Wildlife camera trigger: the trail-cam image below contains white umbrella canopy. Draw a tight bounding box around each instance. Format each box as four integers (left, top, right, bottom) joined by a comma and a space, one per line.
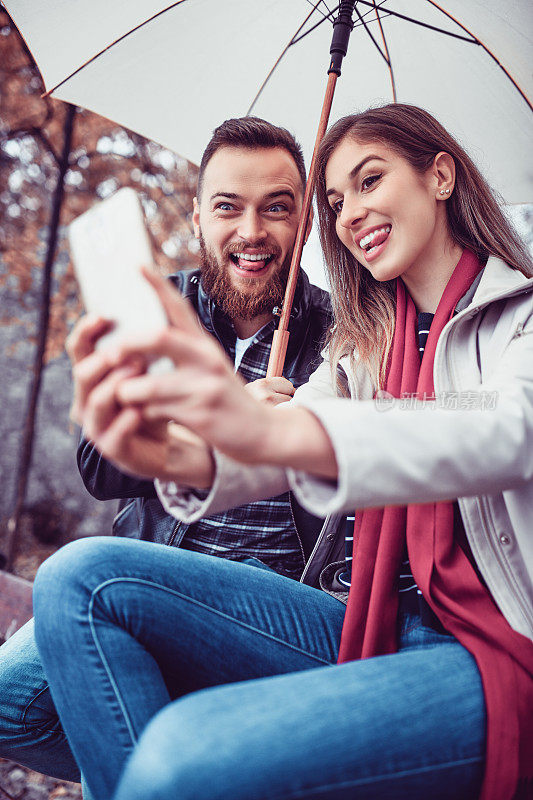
5, 0, 533, 203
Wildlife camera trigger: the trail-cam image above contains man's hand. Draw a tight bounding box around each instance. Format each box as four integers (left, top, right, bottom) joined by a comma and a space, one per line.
245, 377, 295, 406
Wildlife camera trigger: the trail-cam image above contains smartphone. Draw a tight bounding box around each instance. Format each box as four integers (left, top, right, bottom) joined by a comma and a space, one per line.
68, 187, 171, 372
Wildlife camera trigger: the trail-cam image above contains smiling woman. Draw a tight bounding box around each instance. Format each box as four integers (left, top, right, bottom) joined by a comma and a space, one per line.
316, 104, 532, 392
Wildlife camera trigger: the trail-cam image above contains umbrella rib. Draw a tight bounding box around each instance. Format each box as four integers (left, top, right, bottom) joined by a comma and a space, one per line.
304, 0, 334, 20
422, 0, 532, 112
41, 0, 190, 97
291, 4, 339, 47
372, 1, 397, 101
354, 5, 390, 66
352, 1, 395, 35
356, 1, 476, 44
290, 2, 391, 49
246, 1, 338, 115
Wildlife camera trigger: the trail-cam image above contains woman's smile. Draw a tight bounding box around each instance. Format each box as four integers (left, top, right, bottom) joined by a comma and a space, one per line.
355, 224, 392, 262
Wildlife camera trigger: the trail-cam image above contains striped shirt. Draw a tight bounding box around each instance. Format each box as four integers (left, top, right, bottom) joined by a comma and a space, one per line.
398, 312, 434, 598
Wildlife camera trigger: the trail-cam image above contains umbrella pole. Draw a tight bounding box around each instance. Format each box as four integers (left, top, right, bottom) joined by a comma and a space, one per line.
267, 1, 356, 378
267, 71, 337, 378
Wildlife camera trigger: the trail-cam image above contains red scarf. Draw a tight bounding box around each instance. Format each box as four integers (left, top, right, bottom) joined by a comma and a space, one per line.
337, 250, 533, 800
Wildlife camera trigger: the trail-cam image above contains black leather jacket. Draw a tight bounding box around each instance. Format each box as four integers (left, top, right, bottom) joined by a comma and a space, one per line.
77, 268, 332, 562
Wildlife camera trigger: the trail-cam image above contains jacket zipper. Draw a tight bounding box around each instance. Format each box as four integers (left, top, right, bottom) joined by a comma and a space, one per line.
113, 499, 136, 527
299, 513, 342, 585
168, 520, 183, 547
287, 497, 306, 572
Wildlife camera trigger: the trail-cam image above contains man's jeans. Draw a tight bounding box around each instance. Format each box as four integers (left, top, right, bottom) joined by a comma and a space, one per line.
0, 618, 80, 781
0, 619, 96, 799
28, 537, 486, 800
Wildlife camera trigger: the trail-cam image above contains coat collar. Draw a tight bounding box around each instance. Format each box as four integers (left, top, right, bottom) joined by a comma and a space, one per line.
471, 256, 533, 308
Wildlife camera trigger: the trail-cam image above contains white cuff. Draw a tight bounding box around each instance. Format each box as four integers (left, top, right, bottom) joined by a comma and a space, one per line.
155, 449, 291, 522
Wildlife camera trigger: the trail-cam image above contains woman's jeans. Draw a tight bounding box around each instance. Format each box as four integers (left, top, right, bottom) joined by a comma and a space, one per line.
30, 537, 486, 800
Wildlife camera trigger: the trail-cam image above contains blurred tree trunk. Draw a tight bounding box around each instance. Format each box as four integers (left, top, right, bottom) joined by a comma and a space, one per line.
3, 104, 76, 572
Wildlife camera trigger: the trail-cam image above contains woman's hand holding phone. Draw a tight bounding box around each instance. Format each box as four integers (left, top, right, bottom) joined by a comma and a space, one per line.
66, 302, 215, 487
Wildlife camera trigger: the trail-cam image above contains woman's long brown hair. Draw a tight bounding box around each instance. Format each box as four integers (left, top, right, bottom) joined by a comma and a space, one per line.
315, 104, 533, 393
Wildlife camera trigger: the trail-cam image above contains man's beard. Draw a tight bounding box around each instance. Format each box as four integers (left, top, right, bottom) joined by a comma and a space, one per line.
199, 236, 292, 322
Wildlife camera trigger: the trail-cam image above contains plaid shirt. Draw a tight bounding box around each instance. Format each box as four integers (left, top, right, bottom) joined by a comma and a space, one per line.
177, 309, 305, 580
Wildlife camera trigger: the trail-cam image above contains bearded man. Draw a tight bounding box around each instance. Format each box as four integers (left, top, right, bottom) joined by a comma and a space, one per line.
0, 117, 331, 789
78, 116, 331, 579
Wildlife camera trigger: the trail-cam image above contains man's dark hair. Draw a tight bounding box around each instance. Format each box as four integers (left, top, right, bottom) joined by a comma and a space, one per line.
197, 117, 307, 198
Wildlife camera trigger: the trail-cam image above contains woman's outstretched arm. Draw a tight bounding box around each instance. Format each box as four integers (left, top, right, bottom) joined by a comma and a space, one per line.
95, 268, 339, 481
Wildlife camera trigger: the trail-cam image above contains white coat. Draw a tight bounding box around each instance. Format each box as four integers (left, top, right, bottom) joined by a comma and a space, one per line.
159, 257, 533, 640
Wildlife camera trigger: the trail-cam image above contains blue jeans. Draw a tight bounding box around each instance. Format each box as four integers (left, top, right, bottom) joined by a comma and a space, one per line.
32, 537, 485, 800
0, 619, 96, 799
0, 618, 80, 780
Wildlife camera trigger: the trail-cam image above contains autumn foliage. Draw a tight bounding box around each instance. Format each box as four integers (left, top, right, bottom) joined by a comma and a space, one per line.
0, 8, 200, 362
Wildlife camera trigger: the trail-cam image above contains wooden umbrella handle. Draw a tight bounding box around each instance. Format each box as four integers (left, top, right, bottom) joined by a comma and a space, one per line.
266, 70, 337, 378
266, 329, 290, 378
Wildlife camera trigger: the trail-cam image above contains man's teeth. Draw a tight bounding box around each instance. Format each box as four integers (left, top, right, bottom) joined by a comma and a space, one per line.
359, 226, 391, 251
234, 252, 271, 262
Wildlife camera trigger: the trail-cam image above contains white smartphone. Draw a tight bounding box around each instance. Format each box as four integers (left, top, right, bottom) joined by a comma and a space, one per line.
68, 187, 171, 372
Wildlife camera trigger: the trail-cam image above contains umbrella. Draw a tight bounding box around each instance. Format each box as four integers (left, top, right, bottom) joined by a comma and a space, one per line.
5, 0, 533, 371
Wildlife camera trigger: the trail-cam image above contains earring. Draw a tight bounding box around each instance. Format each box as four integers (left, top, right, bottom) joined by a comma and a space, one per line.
439, 188, 451, 196
439, 190, 445, 195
